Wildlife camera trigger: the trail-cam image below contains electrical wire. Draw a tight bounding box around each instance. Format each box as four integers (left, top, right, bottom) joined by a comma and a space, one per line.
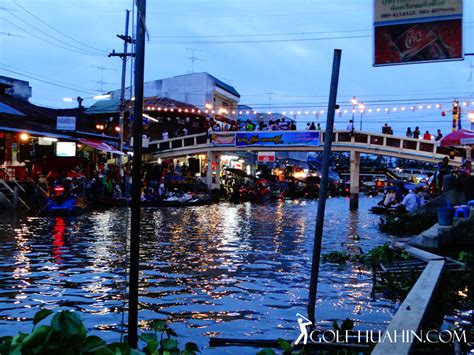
0, 62, 99, 93
151, 28, 371, 39
12, 0, 106, 54
0, 14, 104, 56
0, 67, 98, 95
149, 34, 371, 45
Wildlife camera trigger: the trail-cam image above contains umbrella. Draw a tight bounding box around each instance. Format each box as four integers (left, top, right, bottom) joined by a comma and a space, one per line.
439, 129, 474, 147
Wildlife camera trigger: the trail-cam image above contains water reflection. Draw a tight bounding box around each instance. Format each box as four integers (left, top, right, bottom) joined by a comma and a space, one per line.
0, 197, 398, 351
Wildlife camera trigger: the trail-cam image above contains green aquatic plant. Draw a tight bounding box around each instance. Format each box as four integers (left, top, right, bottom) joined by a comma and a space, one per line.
362, 243, 410, 266
0, 309, 199, 355
322, 251, 351, 265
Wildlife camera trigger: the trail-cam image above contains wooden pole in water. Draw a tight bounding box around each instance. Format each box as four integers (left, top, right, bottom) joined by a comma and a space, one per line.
307, 49, 341, 324
128, 0, 146, 348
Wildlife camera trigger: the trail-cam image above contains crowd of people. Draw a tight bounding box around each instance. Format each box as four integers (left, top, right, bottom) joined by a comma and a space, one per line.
404, 126, 443, 141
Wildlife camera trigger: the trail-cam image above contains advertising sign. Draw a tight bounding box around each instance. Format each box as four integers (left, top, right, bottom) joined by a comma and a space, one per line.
236, 132, 320, 147
374, 0, 462, 23
56, 116, 76, 131
257, 151, 276, 163
56, 142, 76, 157
373, 0, 463, 66
211, 133, 235, 145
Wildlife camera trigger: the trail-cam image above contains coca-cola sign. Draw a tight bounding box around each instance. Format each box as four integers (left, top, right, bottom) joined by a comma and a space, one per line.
373, 0, 463, 66
374, 19, 462, 65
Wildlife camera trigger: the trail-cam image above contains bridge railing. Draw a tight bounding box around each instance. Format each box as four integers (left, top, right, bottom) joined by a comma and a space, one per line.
148, 130, 453, 158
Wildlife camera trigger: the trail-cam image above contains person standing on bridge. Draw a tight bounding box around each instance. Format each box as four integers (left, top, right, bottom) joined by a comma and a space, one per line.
423, 130, 432, 140
347, 119, 355, 135
435, 129, 443, 141
406, 127, 413, 138
413, 126, 421, 139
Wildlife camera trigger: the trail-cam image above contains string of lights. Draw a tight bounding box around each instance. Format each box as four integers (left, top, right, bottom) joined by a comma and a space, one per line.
139, 98, 474, 117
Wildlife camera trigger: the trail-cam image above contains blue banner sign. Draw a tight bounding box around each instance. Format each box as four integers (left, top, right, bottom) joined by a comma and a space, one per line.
235, 131, 320, 147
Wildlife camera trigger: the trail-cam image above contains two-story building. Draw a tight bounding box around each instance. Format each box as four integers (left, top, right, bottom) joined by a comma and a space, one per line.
108, 72, 240, 122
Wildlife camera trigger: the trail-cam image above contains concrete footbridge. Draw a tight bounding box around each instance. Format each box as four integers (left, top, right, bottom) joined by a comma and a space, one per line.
147, 130, 461, 208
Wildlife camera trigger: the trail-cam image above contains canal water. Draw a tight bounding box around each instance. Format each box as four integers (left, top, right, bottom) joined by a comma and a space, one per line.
0, 197, 398, 352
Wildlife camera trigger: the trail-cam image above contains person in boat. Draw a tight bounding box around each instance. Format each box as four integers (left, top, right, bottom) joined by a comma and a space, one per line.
401, 190, 419, 212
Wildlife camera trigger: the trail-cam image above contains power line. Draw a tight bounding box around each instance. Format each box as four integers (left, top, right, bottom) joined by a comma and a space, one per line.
12, 0, 106, 54
148, 8, 365, 18
1, 17, 104, 57
0, 31, 23, 37
149, 34, 371, 45
0, 67, 97, 95
151, 28, 370, 39
0, 62, 98, 92
0, 12, 104, 56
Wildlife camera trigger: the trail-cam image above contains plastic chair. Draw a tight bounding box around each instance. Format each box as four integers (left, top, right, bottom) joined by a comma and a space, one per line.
468, 200, 474, 207
454, 205, 469, 218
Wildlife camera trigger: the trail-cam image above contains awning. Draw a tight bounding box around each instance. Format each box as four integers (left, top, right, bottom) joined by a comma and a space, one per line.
78, 138, 125, 155
440, 129, 474, 147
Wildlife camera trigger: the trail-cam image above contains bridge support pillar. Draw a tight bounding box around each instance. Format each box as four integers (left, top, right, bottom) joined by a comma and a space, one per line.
206, 152, 221, 193
349, 150, 360, 210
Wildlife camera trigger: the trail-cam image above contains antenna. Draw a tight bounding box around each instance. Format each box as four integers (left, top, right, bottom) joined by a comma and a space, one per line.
185, 48, 204, 73
265, 92, 275, 116
90, 65, 118, 92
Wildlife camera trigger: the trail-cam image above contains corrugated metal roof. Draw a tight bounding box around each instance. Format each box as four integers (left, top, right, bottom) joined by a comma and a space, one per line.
86, 99, 122, 114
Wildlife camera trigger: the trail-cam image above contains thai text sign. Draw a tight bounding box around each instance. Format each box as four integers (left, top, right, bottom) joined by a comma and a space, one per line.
374, 0, 462, 23
235, 132, 320, 147
373, 0, 463, 66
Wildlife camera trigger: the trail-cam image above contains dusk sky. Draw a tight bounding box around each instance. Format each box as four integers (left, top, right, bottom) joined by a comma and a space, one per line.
1, 0, 473, 135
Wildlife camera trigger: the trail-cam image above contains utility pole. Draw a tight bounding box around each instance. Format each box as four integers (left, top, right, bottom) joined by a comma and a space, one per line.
128, 0, 146, 348
307, 49, 342, 325
109, 10, 135, 167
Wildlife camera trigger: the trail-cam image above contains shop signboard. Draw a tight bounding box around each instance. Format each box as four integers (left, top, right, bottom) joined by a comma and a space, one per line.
373, 0, 463, 66
257, 151, 276, 163
56, 116, 76, 131
236, 131, 320, 147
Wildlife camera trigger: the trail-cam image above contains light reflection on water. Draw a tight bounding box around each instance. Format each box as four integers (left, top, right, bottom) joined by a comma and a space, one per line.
0, 197, 398, 352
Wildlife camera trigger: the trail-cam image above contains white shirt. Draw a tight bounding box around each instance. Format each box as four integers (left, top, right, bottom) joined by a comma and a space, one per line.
402, 192, 419, 212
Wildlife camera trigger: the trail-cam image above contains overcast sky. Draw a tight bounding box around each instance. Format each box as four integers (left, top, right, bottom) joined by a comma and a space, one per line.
1, 0, 473, 135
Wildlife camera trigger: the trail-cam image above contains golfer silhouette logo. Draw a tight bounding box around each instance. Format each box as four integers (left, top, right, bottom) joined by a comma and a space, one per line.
294, 313, 312, 345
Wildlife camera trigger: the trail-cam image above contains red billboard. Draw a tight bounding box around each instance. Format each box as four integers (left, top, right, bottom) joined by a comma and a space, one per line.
374, 19, 463, 65
373, 0, 463, 66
